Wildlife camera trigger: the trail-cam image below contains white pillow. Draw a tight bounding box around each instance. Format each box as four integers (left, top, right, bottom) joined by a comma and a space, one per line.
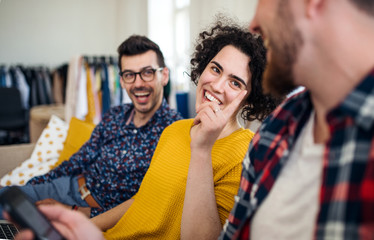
0, 115, 68, 186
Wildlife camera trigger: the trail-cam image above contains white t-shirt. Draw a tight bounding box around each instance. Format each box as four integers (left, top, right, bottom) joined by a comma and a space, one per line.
251, 111, 324, 240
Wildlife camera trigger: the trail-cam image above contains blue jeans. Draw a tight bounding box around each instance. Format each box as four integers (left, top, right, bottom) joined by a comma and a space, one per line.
0, 176, 90, 219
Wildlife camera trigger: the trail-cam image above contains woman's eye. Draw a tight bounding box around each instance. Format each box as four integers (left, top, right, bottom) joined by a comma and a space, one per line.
230, 80, 242, 89
211, 66, 220, 74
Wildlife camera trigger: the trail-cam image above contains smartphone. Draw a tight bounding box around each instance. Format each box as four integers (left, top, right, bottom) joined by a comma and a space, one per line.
0, 186, 65, 240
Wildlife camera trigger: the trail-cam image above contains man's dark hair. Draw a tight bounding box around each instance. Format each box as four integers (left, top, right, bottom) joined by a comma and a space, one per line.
190, 19, 283, 122
117, 35, 166, 70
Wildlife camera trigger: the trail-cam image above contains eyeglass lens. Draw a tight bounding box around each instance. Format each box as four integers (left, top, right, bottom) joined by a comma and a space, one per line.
121, 68, 162, 83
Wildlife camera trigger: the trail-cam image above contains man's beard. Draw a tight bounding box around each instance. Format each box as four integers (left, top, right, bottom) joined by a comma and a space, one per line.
262, 0, 303, 98
262, 46, 298, 98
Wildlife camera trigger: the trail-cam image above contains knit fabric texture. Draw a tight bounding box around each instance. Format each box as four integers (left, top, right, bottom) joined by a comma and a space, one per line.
104, 119, 254, 239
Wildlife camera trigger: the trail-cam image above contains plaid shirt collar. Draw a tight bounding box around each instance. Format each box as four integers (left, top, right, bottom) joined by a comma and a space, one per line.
220, 68, 374, 240
329, 70, 374, 131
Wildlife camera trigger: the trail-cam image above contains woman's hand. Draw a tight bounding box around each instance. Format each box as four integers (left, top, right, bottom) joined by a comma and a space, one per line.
190, 90, 247, 150
182, 90, 246, 240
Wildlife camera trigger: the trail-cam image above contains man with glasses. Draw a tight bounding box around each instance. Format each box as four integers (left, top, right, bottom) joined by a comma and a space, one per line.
0, 35, 182, 219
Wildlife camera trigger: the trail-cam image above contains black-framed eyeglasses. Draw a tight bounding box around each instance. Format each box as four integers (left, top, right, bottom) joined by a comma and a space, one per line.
119, 67, 164, 83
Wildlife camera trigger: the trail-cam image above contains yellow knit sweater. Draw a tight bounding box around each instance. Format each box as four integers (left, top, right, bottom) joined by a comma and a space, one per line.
104, 119, 254, 239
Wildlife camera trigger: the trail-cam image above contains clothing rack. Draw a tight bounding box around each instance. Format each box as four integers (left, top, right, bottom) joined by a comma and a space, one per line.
1, 54, 126, 122
83, 55, 117, 67
64, 55, 129, 125
0, 65, 56, 109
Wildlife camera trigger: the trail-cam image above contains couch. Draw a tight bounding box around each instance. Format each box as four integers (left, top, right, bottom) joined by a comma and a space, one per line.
0, 115, 96, 185
0, 143, 35, 178
0, 119, 261, 180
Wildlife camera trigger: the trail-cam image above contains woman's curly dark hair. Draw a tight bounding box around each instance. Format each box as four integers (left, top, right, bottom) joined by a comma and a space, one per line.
190, 19, 282, 122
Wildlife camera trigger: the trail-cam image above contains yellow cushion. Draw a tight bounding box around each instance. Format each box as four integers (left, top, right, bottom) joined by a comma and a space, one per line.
53, 117, 95, 168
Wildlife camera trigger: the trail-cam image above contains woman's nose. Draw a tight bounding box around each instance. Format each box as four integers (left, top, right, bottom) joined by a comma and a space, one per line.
210, 76, 226, 93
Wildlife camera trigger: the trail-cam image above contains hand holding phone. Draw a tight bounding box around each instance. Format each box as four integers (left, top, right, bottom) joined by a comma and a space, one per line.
0, 186, 65, 240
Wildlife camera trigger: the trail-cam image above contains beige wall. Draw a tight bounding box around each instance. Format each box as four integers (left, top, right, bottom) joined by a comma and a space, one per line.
0, 0, 147, 68
189, 0, 258, 44
117, 0, 148, 46
0, 0, 257, 68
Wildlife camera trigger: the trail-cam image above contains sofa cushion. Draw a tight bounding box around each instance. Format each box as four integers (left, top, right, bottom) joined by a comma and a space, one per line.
53, 117, 95, 167
0, 115, 68, 186
0, 143, 35, 178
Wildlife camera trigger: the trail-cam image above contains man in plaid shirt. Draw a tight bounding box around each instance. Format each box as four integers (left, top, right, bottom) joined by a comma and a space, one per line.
220, 0, 374, 239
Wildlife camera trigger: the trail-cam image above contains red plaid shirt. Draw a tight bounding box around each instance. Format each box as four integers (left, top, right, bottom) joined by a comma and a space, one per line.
220, 70, 374, 240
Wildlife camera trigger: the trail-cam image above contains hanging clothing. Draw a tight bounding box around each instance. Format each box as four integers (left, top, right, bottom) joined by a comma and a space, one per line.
84, 63, 96, 124
65, 56, 83, 124
101, 62, 111, 116
14, 67, 30, 109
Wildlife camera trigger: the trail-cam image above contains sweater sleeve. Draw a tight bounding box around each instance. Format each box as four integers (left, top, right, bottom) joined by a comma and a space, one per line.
213, 129, 254, 225
214, 161, 243, 225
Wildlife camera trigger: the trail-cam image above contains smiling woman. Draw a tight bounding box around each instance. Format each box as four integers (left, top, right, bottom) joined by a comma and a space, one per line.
190, 19, 281, 122
88, 19, 282, 240
181, 19, 283, 240
6, 18, 282, 240
192, 45, 251, 137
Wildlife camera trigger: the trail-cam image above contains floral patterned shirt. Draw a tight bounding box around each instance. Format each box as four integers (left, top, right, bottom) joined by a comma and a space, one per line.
28, 99, 182, 216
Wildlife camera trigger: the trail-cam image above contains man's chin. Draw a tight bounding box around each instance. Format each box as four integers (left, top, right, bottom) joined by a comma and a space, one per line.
134, 105, 149, 113
134, 103, 157, 115
263, 65, 297, 98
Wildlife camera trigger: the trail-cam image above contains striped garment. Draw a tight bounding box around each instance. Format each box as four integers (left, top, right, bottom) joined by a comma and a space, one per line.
28, 99, 182, 217
220, 69, 374, 240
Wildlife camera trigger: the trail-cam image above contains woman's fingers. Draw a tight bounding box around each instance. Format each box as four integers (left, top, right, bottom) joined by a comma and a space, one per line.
220, 90, 247, 118
195, 90, 247, 118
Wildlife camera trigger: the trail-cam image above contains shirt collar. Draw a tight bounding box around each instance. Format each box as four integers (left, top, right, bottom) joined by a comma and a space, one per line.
328, 68, 374, 131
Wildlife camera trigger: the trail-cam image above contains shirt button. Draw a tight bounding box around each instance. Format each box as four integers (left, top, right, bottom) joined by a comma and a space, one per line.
133, 129, 137, 134
122, 150, 127, 155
